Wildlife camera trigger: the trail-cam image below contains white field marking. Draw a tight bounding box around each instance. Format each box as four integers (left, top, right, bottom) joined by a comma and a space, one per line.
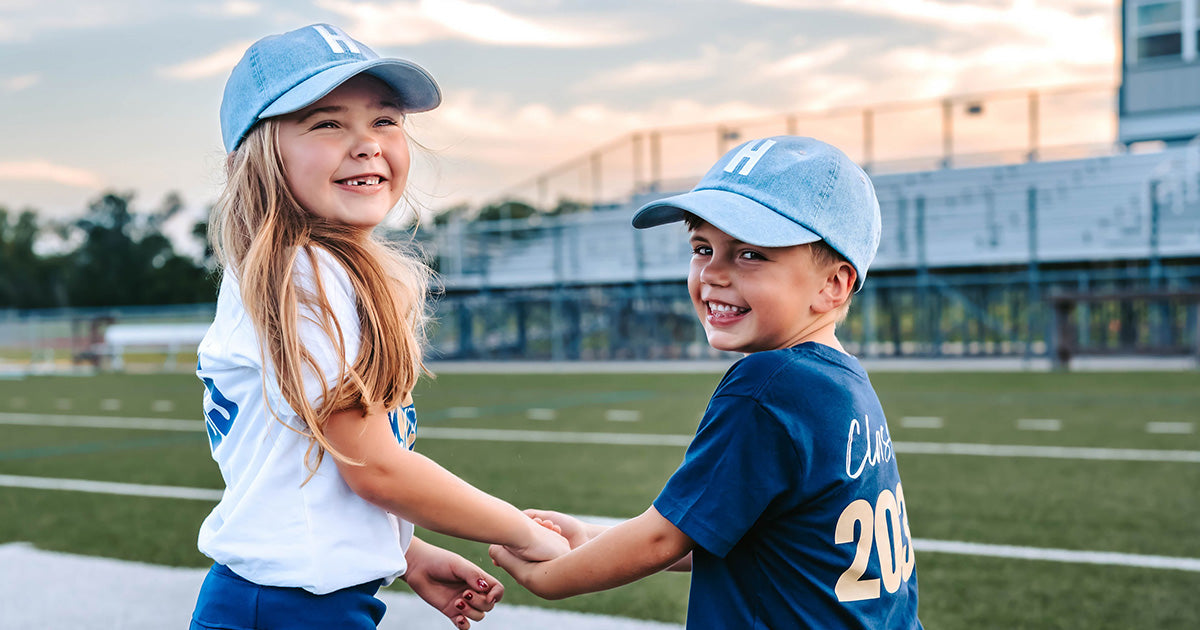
901, 416, 944, 429
2, 480, 1196, 577
9, 397, 26, 409
571, 515, 1200, 573
99, 399, 121, 411
605, 409, 642, 422
0, 474, 222, 501
151, 400, 175, 413
445, 406, 480, 419
1018, 418, 1062, 431
0, 413, 197, 432
527, 408, 557, 421
420, 427, 691, 447
894, 441, 1200, 463
914, 539, 1200, 572
54, 399, 71, 411
1147, 422, 1194, 434
3, 413, 1200, 464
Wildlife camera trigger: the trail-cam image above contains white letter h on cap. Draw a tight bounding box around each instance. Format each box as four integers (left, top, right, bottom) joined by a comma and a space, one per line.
313, 24, 360, 54
724, 139, 777, 176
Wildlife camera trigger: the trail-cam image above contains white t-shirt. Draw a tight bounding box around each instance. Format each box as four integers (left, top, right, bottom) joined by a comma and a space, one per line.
196, 247, 415, 594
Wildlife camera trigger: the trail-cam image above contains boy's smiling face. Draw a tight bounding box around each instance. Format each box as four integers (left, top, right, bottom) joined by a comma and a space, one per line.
688, 220, 846, 354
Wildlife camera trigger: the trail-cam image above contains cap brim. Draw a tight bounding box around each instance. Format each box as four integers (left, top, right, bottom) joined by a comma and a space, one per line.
632, 188, 821, 248
260, 58, 441, 120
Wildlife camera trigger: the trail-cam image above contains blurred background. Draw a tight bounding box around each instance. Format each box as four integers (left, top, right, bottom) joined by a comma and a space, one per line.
2, 0, 1197, 370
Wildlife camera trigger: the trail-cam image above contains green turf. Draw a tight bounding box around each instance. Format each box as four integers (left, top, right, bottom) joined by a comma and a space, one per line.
1, 369, 1199, 627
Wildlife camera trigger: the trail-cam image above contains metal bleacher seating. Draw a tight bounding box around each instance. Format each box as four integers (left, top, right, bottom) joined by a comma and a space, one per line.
431, 147, 1200, 289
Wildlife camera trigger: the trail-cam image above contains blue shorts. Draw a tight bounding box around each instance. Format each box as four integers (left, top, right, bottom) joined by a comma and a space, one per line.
190, 563, 387, 630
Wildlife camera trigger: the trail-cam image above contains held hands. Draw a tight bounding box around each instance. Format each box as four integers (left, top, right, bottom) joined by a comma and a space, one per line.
404, 541, 504, 629
523, 509, 603, 549
488, 510, 604, 599
489, 542, 554, 599
505, 514, 571, 561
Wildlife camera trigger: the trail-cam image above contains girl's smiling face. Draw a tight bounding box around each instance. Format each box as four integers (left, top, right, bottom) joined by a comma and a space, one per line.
276, 74, 410, 229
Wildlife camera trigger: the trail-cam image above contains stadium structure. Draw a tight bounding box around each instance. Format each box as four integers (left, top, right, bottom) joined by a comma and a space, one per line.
417, 1, 1200, 367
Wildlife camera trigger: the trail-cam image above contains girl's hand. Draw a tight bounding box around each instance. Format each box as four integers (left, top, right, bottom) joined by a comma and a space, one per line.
404, 539, 504, 629
524, 509, 606, 549
508, 518, 570, 561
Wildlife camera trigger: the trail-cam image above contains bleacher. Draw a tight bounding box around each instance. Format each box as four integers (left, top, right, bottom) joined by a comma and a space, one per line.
430, 146, 1200, 289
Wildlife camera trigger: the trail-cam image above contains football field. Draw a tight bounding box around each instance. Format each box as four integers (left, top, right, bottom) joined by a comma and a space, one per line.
0, 367, 1198, 628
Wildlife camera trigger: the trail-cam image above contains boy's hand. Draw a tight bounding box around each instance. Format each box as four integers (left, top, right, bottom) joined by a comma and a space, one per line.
404, 540, 504, 629
508, 518, 570, 561
524, 509, 605, 549
488, 543, 549, 597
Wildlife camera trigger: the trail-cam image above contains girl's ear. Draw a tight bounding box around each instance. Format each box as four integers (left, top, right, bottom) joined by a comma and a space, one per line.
815, 262, 855, 314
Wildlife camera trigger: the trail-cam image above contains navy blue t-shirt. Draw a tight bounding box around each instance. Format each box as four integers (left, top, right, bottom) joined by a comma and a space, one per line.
654, 343, 921, 629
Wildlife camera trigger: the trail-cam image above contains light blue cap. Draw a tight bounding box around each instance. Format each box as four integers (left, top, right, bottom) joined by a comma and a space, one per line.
220, 23, 441, 153
632, 136, 881, 290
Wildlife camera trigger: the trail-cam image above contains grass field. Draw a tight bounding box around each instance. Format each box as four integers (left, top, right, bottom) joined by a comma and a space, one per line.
1, 367, 1198, 628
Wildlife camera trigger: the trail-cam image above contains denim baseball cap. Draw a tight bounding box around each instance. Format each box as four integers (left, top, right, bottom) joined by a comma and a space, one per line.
632, 136, 881, 290
220, 23, 441, 152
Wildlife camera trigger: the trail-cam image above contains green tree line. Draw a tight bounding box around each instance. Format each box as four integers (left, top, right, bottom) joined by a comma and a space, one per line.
0, 191, 214, 309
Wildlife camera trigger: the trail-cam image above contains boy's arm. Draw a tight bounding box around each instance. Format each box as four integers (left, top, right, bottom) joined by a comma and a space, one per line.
524, 508, 693, 571
490, 506, 693, 600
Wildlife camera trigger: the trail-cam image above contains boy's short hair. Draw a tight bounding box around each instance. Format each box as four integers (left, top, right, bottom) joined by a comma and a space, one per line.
632, 136, 880, 292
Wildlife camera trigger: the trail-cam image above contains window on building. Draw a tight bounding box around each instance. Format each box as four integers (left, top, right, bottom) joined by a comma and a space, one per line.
1132, 0, 1183, 62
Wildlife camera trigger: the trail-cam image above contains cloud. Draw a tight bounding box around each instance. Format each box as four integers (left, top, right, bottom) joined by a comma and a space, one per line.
743, 0, 1114, 55
0, 161, 105, 189
760, 41, 853, 77
0, 1, 174, 42
2, 74, 40, 92
317, 0, 637, 47
219, 1, 260, 16
159, 41, 253, 80
580, 49, 721, 91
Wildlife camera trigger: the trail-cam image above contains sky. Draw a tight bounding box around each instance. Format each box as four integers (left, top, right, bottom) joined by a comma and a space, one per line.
0, 0, 1120, 245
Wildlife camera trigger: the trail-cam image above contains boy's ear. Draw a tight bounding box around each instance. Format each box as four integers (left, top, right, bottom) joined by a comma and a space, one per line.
814, 262, 856, 314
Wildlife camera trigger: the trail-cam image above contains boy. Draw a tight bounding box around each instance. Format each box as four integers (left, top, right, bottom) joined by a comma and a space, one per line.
490, 136, 922, 629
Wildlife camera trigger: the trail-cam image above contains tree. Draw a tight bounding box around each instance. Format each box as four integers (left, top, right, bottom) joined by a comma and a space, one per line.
0, 207, 68, 308
61, 191, 214, 307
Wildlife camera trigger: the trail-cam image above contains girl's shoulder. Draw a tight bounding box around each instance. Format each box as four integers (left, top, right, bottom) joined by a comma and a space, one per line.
293, 245, 357, 303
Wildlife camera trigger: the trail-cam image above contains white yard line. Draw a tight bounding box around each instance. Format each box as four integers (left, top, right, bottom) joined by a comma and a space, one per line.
0, 412, 197, 431
4, 412, 1200, 462
913, 539, 1200, 572
0, 474, 223, 501
893, 441, 1200, 463
3, 479, 1198, 576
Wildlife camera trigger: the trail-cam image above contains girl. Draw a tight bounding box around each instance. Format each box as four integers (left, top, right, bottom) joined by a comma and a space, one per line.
192, 24, 568, 630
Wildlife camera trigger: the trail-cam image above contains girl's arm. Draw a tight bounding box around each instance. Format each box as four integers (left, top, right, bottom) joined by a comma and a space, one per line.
489, 506, 694, 600
324, 407, 568, 561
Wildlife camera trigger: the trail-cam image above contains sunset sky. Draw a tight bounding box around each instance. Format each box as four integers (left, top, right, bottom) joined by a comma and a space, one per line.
0, 0, 1119, 241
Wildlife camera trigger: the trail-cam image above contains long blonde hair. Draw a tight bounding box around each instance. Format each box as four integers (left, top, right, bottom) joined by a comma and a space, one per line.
208, 118, 430, 469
